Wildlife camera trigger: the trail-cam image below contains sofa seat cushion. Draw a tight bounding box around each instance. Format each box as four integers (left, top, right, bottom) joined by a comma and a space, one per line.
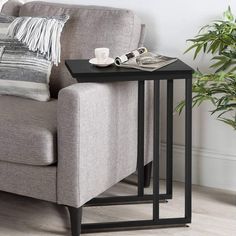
0, 96, 57, 166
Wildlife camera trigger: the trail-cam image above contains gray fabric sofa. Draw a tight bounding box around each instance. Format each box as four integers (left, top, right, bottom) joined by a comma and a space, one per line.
0, 1, 153, 235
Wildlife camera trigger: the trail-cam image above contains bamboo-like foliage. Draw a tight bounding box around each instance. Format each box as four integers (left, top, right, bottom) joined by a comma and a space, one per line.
177, 7, 236, 129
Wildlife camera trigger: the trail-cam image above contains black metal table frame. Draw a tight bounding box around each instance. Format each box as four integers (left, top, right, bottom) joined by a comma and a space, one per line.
80, 75, 192, 233
65, 59, 193, 234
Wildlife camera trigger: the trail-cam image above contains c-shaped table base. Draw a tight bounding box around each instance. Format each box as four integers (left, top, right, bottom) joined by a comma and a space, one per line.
67, 76, 192, 235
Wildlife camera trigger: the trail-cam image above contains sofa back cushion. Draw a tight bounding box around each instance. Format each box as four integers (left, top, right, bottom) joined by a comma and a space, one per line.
1, 0, 22, 16
2, 1, 144, 97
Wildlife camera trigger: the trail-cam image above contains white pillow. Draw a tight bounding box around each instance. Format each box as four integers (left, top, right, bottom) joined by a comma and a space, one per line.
0, 22, 10, 36
0, 13, 69, 101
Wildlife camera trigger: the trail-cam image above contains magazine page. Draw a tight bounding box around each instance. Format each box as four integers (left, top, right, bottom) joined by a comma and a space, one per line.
115, 50, 177, 72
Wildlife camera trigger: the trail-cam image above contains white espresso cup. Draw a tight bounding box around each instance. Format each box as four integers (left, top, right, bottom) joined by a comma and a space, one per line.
95, 48, 109, 64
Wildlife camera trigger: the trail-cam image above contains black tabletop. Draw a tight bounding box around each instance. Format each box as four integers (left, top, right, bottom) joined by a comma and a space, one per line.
65, 59, 194, 82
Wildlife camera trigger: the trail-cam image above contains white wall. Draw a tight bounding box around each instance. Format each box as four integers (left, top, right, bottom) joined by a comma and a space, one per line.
1, 0, 236, 191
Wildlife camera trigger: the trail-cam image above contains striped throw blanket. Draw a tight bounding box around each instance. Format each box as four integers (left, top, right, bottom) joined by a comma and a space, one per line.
0, 13, 69, 101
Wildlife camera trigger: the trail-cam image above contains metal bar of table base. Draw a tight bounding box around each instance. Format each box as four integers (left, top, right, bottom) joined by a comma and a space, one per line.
82, 218, 189, 234
137, 80, 145, 197
153, 79, 160, 222
166, 79, 173, 197
85, 194, 170, 207
185, 77, 192, 221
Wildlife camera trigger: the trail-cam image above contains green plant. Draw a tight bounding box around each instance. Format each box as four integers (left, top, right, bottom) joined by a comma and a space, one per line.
177, 7, 236, 129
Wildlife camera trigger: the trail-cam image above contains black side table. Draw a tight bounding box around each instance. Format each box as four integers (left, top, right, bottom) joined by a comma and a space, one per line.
65, 59, 193, 233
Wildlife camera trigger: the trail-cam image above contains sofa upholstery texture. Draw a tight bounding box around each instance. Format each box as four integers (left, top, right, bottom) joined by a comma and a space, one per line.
0, 162, 57, 202
1, 0, 22, 16
0, 96, 57, 166
0, 0, 150, 208
18, 1, 143, 97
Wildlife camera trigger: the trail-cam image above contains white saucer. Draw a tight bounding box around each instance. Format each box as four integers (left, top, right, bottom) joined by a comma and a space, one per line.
89, 58, 114, 67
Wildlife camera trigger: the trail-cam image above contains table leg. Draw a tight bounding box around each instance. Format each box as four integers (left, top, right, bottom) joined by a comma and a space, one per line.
137, 80, 145, 197
185, 77, 192, 221
153, 80, 160, 221
166, 80, 173, 197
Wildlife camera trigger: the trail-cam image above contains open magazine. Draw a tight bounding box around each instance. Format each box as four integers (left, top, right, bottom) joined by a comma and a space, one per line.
115, 47, 177, 72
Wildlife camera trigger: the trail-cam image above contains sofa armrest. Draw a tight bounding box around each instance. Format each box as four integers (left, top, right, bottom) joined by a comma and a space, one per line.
57, 82, 138, 207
